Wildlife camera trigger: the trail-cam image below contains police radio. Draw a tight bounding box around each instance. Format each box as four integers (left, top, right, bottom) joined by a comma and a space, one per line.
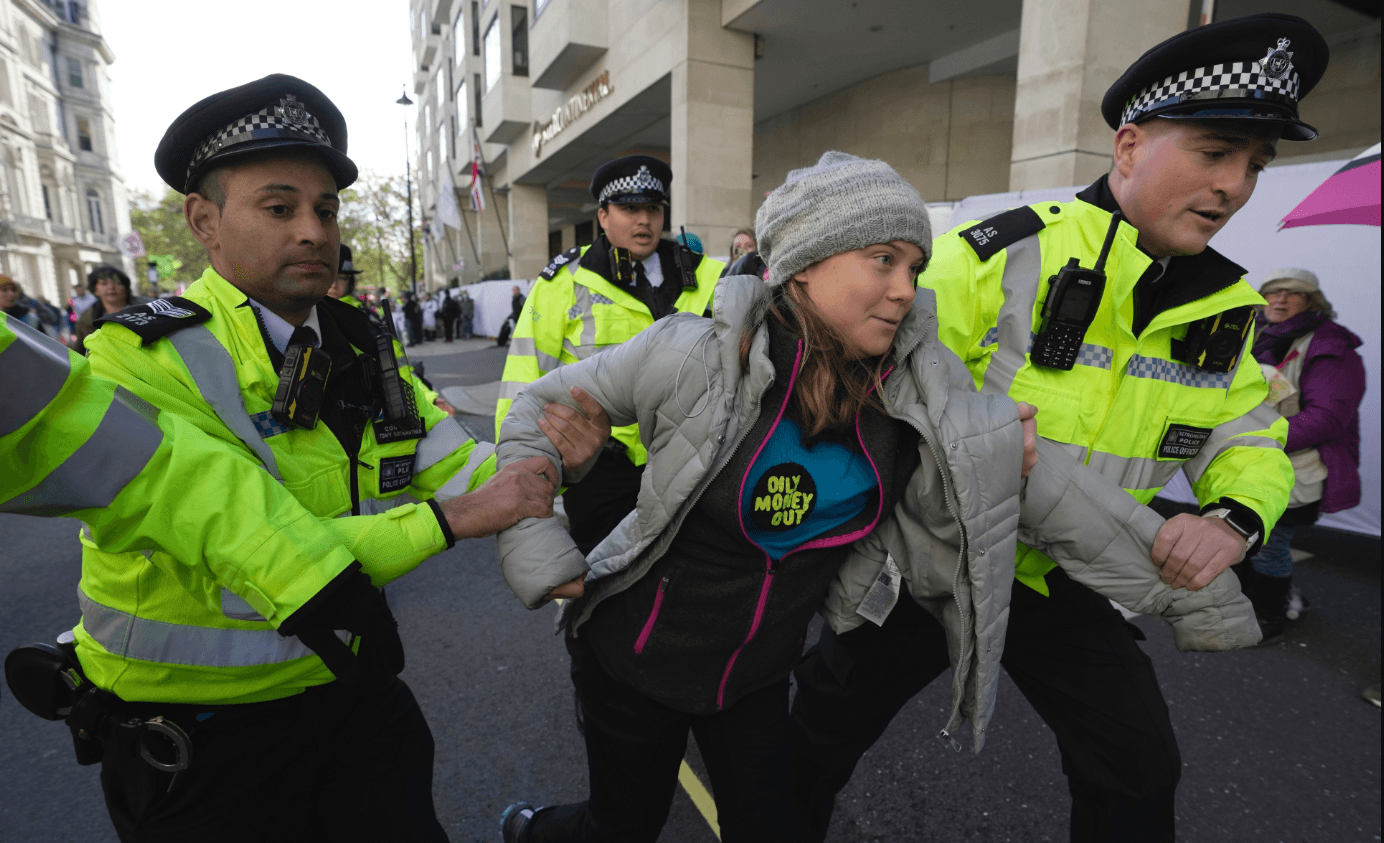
271, 344, 331, 429
673, 226, 700, 290
1175, 306, 1254, 373
362, 327, 425, 443
1030, 212, 1122, 370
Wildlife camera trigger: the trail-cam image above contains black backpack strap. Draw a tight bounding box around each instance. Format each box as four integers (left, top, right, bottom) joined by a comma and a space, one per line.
92, 297, 212, 345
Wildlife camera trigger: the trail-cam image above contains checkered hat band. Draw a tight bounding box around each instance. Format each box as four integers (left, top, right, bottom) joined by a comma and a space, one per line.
187, 105, 333, 186
1122, 61, 1301, 125
599, 171, 665, 203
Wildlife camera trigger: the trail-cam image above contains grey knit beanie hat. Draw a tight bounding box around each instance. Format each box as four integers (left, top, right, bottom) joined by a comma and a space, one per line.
755, 151, 931, 288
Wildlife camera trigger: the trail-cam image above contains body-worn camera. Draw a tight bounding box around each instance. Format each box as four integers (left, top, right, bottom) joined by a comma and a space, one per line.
1030, 213, 1123, 370
1175, 306, 1254, 373
271, 344, 331, 429
608, 244, 635, 284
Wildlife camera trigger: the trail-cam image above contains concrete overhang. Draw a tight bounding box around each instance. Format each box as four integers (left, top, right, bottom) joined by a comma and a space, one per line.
529, 0, 609, 90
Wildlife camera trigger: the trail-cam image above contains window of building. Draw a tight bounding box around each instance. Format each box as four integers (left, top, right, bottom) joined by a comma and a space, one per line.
42, 184, 52, 219
575, 220, 594, 247
438, 117, 448, 165
473, 74, 483, 127
483, 16, 500, 93
472, 2, 481, 56
453, 7, 465, 64
535, 0, 552, 20
511, 5, 528, 77
67, 57, 83, 88
436, 75, 445, 111
456, 78, 468, 133
28, 95, 51, 134
548, 229, 562, 259
86, 189, 103, 233
77, 116, 93, 151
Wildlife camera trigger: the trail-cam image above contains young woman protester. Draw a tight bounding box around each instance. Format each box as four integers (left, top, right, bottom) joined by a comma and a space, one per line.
495, 152, 1259, 843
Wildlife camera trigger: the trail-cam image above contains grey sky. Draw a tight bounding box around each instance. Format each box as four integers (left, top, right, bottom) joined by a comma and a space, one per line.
102, 0, 416, 197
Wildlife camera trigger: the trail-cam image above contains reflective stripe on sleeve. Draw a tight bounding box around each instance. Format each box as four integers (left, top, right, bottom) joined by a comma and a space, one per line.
430, 441, 496, 501
0, 319, 73, 437
1182, 403, 1285, 483
984, 235, 1043, 395
1, 387, 163, 515
571, 287, 601, 360
507, 336, 563, 373
169, 325, 283, 480
80, 587, 347, 668
413, 416, 473, 473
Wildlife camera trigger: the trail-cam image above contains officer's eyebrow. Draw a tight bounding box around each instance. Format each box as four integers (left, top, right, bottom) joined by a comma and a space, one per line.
1198, 131, 1278, 161
256, 183, 340, 203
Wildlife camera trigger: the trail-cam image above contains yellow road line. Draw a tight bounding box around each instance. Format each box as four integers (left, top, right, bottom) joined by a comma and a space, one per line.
678, 759, 721, 840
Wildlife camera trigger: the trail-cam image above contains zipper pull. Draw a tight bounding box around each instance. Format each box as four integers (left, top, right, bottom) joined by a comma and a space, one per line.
658, 576, 669, 592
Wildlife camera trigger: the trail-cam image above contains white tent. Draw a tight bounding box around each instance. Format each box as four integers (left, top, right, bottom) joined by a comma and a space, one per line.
444, 278, 532, 339
939, 157, 1380, 536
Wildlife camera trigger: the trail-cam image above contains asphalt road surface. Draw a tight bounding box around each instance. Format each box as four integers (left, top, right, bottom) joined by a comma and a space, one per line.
2, 342, 1378, 842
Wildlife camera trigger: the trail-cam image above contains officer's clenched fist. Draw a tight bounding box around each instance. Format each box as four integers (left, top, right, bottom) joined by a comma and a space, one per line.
442, 456, 557, 538
1151, 513, 1247, 592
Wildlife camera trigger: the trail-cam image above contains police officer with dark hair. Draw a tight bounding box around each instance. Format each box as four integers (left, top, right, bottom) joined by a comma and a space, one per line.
791, 14, 1325, 842
496, 155, 725, 557
59, 73, 605, 842
328, 243, 362, 306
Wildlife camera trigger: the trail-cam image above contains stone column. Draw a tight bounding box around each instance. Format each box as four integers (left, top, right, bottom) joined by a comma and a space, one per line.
1009, 0, 1186, 190
507, 183, 549, 280
670, 0, 755, 260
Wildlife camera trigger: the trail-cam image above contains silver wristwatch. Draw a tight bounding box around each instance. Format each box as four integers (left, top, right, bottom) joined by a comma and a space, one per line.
1203, 507, 1261, 547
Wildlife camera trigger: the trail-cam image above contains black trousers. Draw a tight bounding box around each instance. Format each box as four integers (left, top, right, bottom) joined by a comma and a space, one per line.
790, 568, 1181, 843
562, 449, 645, 555
99, 676, 447, 843
443, 315, 457, 341
527, 635, 810, 843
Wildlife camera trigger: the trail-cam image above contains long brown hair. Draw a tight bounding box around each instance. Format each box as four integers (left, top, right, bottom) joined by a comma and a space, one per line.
739, 282, 890, 438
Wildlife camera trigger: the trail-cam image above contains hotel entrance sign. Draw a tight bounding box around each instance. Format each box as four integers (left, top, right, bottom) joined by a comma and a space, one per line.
532, 71, 613, 157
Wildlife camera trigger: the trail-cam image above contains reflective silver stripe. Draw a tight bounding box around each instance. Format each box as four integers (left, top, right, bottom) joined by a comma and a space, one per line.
357, 493, 421, 515
414, 416, 472, 473
571, 286, 600, 360
80, 586, 347, 668
1124, 354, 1234, 390
1086, 450, 1186, 492
983, 232, 1043, 395
498, 380, 530, 401
1182, 403, 1285, 483
507, 336, 563, 373
0, 320, 72, 436
431, 441, 495, 501
169, 325, 282, 481
2, 388, 163, 515
220, 588, 266, 621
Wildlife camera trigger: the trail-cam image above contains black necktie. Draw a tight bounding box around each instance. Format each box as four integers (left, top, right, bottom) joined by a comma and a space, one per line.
289, 325, 318, 348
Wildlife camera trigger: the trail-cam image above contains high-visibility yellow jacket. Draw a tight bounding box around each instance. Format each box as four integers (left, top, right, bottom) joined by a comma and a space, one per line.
921, 182, 1291, 595
77, 269, 496, 705
496, 238, 723, 465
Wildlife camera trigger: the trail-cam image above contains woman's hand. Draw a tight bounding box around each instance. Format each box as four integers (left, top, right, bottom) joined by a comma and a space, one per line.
1018, 402, 1039, 477
540, 386, 612, 473
546, 576, 586, 600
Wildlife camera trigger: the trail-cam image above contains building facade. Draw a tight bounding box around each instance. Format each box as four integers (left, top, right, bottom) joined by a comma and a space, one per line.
409, 0, 1381, 286
0, 0, 130, 307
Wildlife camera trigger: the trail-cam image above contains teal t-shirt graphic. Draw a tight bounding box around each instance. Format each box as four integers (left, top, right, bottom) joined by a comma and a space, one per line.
742, 417, 877, 560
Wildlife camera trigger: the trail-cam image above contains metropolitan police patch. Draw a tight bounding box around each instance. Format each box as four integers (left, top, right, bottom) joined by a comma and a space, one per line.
378, 454, 416, 494
1158, 422, 1213, 460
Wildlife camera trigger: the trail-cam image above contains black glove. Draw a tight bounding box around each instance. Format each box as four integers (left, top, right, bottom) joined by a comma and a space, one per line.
277, 563, 405, 685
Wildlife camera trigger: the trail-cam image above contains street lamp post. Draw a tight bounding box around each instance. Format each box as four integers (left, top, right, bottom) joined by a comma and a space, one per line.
396, 89, 418, 297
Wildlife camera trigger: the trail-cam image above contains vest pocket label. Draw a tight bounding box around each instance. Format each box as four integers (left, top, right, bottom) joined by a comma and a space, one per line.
1159, 423, 1213, 459
379, 455, 416, 493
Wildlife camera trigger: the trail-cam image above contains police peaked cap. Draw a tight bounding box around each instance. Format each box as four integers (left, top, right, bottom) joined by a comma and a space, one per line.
1102, 13, 1329, 141
156, 73, 358, 194
338, 244, 360, 276
590, 155, 672, 205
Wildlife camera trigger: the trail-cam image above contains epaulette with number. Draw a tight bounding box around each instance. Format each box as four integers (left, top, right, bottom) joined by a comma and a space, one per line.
93, 297, 213, 345
957, 206, 1047, 262
539, 246, 583, 281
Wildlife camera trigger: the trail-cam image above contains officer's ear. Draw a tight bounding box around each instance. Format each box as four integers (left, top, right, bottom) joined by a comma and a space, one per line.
185, 192, 222, 251
1112, 122, 1147, 181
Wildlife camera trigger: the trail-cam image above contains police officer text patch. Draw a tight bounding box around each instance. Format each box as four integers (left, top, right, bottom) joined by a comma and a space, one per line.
958, 206, 1046, 262
379, 455, 416, 494
1158, 423, 1213, 459
92, 296, 212, 345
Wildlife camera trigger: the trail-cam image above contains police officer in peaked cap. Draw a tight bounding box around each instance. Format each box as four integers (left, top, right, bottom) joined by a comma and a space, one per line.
791, 14, 1327, 843
67, 73, 606, 842
329, 243, 362, 303
495, 154, 724, 569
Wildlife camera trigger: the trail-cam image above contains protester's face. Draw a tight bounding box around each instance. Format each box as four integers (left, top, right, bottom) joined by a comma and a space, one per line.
1112, 120, 1277, 258
94, 275, 128, 312
0, 284, 17, 310
795, 240, 923, 359
189, 155, 339, 317
598, 202, 663, 260
1263, 288, 1311, 323
732, 234, 755, 257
